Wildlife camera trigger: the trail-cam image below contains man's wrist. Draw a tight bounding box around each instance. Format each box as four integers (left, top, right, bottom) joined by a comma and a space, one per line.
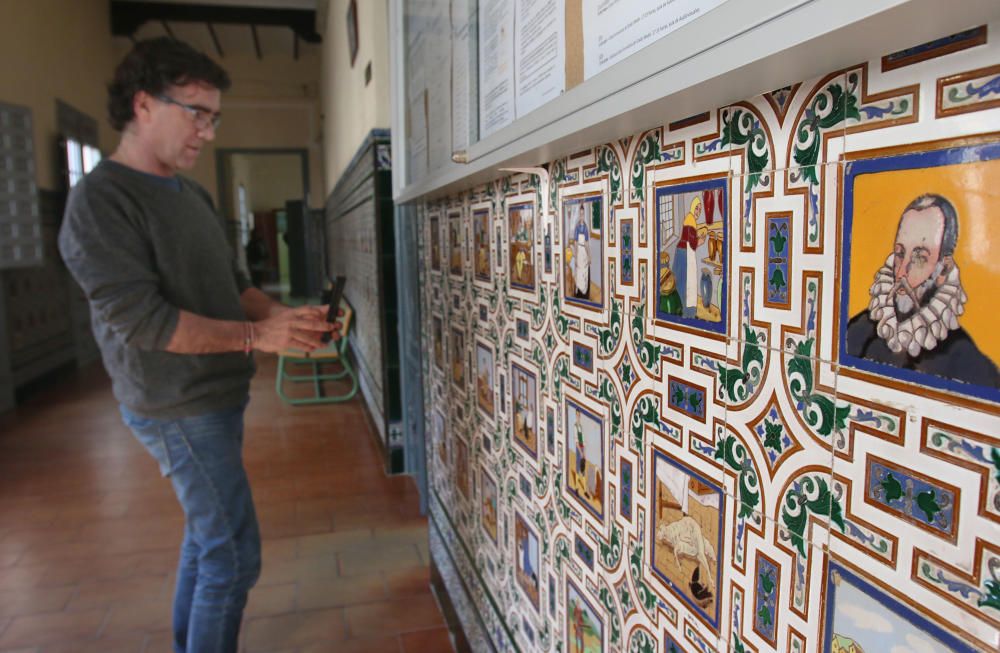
268, 303, 291, 318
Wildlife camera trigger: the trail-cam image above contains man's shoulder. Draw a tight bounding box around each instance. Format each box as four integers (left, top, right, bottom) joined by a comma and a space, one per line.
178, 176, 215, 205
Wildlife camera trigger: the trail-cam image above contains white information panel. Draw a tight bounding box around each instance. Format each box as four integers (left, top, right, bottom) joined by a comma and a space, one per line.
583, 0, 730, 80
478, 0, 516, 139
514, 0, 566, 118
451, 0, 477, 153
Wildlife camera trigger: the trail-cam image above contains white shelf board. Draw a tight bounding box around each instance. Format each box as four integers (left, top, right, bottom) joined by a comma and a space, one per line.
391, 0, 1000, 203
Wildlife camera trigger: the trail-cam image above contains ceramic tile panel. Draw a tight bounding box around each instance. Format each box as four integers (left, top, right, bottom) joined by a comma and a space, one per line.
419, 23, 1000, 653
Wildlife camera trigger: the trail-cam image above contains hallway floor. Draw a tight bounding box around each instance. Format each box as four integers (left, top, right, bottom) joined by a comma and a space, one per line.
0, 355, 452, 653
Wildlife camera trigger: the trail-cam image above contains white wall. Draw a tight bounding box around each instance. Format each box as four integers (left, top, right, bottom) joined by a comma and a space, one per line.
320, 0, 391, 193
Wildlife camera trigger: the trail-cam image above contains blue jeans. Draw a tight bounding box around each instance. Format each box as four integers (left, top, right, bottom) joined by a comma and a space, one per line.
121, 401, 261, 653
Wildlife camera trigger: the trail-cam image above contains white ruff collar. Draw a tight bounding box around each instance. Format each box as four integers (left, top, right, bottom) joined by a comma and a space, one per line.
867, 254, 967, 357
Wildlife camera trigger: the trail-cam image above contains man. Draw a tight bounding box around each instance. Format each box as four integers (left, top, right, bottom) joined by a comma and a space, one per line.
58, 38, 337, 653
845, 193, 998, 388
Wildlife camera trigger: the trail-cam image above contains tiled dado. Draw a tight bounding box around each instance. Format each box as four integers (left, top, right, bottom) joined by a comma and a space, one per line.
418, 23, 1000, 653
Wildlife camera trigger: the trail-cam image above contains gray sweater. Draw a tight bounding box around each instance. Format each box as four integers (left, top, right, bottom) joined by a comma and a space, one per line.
59, 160, 255, 419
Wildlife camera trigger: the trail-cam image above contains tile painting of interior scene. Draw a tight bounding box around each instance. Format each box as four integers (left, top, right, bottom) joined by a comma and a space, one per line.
565, 399, 604, 520
433, 316, 443, 370
825, 562, 978, 653
474, 208, 491, 282
433, 410, 447, 466
511, 362, 538, 458
562, 193, 604, 308
509, 201, 536, 291
430, 214, 441, 271
476, 341, 495, 417
449, 212, 463, 276
655, 178, 726, 332
567, 579, 603, 653
455, 436, 470, 499
481, 468, 498, 542
651, 450, 723, 628
841, 140, 1000, 401
515, 512, 540, 608
451, 327, 465, 388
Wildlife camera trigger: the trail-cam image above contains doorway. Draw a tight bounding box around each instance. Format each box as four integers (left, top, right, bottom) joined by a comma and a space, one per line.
216, 148, 309, 300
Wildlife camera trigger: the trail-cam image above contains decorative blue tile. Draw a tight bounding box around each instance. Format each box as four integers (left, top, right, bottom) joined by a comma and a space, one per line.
667, 377, 707, 422
620, 458, 633, 521
865, 455, 958, 541
574, 534, 595, 570
765, 213, 791, 308
573, 342, 595, 373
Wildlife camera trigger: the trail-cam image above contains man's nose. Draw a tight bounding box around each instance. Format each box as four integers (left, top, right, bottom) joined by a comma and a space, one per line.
198, 123, 217, 141
894, 257, 909, 282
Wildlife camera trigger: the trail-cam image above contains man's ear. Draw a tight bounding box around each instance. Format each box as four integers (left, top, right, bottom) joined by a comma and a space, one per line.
936, 255, 955, 285
132, 91, 153, 125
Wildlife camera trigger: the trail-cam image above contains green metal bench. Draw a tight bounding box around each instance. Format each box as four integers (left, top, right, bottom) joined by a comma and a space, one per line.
275, 301, 358, 405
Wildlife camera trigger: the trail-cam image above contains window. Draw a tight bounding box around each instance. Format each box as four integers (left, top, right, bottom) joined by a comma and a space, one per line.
658, 192, 675, 245
64, 138, 101, 188
57, 101, 101, 189
237, 184, 252, 246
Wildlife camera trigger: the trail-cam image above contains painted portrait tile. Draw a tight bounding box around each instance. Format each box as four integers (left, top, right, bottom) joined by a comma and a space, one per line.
448, 211, 463, 277
562, 193, 604, 309
476, 341, 495, 417
433, 410, 447, 467
514, 512, 540, 609
566, 579, 603, 653
511, 362, 538, 458
455, 436, 470, 499
824, 562, 978, 653
650, 450, 723, 629
565, 399, 604, 521
654, 177, 727, 333
509, 202, 536, 291
432, 316, 443, 371
840, 140, 1000, 402
430, 215, 441, 271
473, 208, 491, 282
450, 327, 465, 389
481, 468, 498, 542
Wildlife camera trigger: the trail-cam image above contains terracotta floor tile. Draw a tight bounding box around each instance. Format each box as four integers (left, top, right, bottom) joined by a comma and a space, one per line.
0, 609, 107, 648
260, 537, 299, 562
242, 608, 346, 651
257, 555, 340, 587
296, 575, 386, 611
65, 575, 170, 611
343, 595, 445, 638
101, 598, 173, 636
245, 583, 297, 619
382, 566, 432, 598
400, 627, 455, 653
0, 587, 74, 619
298, 636, 402, 653
0, 355, 442, 651
337, 544, 423, 577
372, 522, 430, 548
296, 530, 375, 558
39, 632, 147, 653
139, 631, 173, 653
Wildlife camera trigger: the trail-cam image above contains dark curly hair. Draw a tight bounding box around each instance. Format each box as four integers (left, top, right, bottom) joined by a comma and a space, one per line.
107, 37, 231, 131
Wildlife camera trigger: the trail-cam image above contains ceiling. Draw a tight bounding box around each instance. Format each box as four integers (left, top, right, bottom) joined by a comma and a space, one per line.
110, 0, 325, 60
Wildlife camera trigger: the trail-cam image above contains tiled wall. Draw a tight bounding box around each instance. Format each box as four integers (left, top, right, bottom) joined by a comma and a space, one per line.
418, 24, 999, 653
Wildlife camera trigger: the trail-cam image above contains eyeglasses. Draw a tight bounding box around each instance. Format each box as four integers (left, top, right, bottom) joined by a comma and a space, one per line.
154, 94, 222, 131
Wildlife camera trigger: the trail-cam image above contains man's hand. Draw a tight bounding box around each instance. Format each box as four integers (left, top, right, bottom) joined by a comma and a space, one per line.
254, 305, 338, 353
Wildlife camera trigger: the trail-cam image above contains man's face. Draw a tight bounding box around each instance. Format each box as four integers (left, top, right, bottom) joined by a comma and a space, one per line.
892, 204, 945, 309
139, 82, 220, 174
